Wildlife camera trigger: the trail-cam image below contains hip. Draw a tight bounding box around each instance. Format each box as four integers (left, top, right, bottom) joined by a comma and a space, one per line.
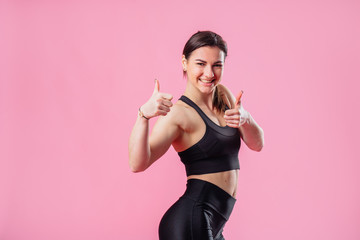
159, 178, 236, 240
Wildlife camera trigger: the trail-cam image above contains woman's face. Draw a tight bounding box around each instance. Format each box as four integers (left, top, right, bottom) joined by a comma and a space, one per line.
182, 46, 225, 95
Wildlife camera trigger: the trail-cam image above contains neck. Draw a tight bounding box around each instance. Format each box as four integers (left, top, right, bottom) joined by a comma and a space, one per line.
184, 82, 216, 109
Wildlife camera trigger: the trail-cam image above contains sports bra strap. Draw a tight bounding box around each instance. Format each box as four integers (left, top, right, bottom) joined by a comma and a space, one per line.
179, 95, 231, 131
179, 95, 212, 125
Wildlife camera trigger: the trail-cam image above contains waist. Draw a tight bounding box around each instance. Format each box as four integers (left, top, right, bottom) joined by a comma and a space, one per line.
182, 178, 236, 220
187, 169, 238, 197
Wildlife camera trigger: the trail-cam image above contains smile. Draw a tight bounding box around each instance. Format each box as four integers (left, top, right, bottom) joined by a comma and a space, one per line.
199, 79, 215, 84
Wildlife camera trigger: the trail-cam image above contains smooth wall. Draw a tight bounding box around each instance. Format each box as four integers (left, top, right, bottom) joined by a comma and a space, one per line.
1, 0, 359, 239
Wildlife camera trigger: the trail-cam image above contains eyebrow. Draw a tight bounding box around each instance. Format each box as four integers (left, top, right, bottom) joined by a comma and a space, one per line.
195, 59, 223, 64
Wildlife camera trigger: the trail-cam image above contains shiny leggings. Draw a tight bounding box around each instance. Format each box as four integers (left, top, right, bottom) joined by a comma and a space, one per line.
158, 179, 236, 240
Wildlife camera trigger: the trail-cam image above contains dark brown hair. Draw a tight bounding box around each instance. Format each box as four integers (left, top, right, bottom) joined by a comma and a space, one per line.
182, 31, 228, 113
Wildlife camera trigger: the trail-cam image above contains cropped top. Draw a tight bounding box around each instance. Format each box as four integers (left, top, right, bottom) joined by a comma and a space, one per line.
178, 95, 241, 176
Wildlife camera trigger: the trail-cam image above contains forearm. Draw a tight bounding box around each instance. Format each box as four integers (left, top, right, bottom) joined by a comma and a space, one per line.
128, 116, 151, 172
239, 112, 264, 151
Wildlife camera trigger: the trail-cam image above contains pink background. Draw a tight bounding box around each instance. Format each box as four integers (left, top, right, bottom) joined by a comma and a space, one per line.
1, 0, 359, 239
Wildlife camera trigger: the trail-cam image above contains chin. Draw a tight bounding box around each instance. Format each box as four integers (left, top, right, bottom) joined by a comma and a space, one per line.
198, 86, 216, 95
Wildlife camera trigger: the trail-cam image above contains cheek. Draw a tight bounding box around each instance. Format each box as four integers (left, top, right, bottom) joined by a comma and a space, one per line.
214, 69, 223, 77
189, 67, 202, 77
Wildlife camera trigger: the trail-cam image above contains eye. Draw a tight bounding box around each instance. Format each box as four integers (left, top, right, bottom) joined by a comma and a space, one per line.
214, 64, 223, 68
197, 62, 205, 66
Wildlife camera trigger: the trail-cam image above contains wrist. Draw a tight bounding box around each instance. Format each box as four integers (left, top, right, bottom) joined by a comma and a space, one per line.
239, 110, 251, 127
138, 107, 150, 120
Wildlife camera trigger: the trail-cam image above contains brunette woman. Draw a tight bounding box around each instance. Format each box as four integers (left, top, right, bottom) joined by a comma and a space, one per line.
129, 31, 264, 240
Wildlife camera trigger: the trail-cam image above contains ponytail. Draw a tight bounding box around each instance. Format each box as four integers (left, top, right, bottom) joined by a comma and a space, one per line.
213, 86, 227, 113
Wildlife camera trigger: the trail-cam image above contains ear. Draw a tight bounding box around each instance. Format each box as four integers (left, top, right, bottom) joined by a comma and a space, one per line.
181, 55, 187, 71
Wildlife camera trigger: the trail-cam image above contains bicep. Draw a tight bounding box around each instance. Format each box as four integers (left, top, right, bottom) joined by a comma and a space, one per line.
148, 114, 180, 165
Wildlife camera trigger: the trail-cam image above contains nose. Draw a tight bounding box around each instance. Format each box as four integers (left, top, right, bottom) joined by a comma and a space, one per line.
203, 65, 214, 79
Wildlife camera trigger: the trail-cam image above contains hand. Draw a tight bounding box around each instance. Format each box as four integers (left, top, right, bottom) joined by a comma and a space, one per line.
224, 90, 249, 128
140, 79, 173, 119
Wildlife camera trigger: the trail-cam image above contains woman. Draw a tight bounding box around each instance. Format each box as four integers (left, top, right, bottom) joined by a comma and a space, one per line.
128, 31, 264, 240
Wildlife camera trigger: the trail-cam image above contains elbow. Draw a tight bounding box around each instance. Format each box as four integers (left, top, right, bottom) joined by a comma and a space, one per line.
253, 143, 264, 152
130, 166, 144, 173
129, 164, 145, 173
129, 159, 147, 173
252, 131, 265, 152
249, 141, 263, 152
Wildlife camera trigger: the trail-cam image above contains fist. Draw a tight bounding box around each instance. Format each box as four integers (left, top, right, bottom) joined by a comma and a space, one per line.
140, 79, 173, 119
224, 90, 249, 128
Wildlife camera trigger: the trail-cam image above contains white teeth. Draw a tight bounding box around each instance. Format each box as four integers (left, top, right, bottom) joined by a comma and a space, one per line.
199, 79, 214, 83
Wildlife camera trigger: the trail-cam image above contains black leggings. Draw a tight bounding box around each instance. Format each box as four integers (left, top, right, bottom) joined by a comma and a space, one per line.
158, 179, 236, 240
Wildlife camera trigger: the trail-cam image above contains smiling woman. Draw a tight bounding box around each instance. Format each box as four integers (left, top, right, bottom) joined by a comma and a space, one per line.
182, 46, 224, 92
128, 30, 264, 240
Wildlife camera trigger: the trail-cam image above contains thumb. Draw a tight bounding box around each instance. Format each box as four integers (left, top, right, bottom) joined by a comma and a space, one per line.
153, 79, 160, 94
234, 90, 244, 108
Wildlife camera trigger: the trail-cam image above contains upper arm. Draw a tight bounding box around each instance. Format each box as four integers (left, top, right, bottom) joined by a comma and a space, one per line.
148, 105, 181, 166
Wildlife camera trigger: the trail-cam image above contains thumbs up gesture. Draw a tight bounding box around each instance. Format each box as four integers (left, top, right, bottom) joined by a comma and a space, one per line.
139, 79, 173, 119
224, 90, 249, 128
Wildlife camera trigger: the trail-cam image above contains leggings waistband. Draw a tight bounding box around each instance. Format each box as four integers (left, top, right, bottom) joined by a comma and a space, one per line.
182, 179, 236, 220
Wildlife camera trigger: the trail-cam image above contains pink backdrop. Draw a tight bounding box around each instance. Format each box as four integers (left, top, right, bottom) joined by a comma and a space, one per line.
1, 0, 359, 239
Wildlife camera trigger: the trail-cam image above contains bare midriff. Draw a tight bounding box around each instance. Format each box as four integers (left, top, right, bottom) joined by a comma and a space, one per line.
187, 169, 239, 198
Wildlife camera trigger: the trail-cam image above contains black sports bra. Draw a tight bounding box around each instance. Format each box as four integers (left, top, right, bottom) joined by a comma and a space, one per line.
178, 95, 241, 176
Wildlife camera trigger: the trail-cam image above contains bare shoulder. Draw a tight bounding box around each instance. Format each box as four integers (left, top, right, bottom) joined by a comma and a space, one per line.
217, 84, 236, 108
155, 98, 191, 127
217, 84, 236, 100
158, 98, 200, 132
167, 99, 193, 124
